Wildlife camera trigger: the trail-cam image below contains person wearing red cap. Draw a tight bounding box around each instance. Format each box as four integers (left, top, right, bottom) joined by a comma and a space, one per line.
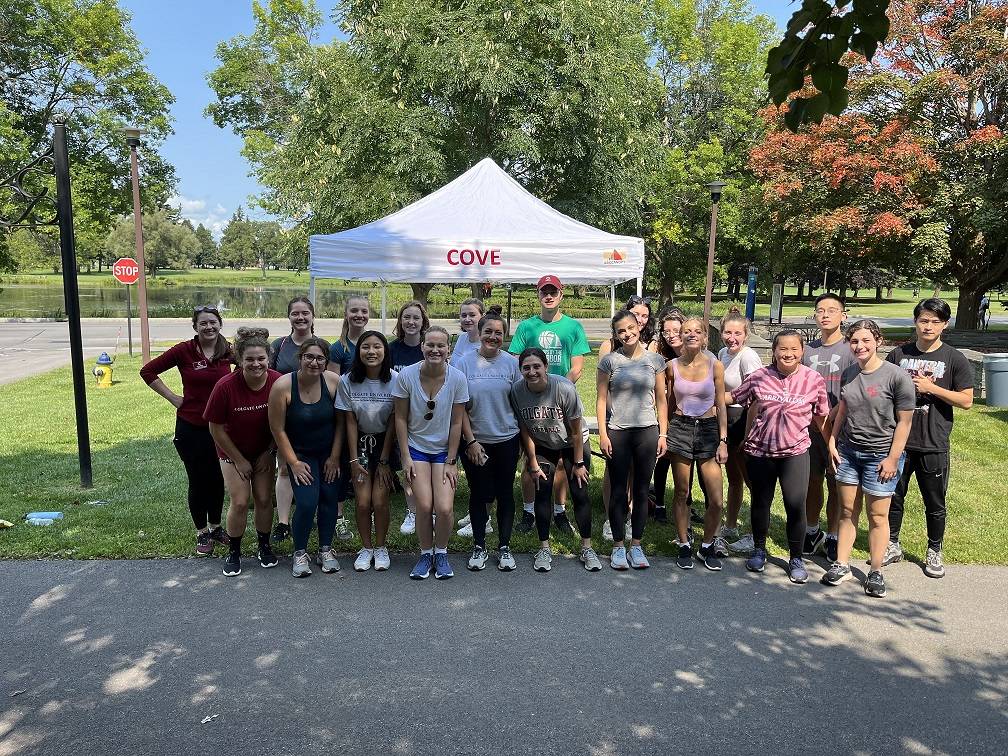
509, 275, 591, 534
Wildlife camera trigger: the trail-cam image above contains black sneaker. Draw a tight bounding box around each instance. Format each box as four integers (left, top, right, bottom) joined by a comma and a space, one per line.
553, 511, 575, 535
803, 529, 826, 556
258, 544, 279, 568
697, 544, 722, 571
653, 506, 668, 524
821, 562, 852, 586
516, 510, 535, 533
825, 535, 838, 563
864, 569, 886, 598
223, 552, 241, 576
676, 543, 694, 570
271, 522, 291, 544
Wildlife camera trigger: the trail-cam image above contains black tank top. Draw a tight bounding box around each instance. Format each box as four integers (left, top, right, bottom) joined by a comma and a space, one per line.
284, 371, 336, 455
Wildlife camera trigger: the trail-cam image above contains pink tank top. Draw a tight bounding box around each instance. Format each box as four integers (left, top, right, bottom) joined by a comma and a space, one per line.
671, 357, 715, 416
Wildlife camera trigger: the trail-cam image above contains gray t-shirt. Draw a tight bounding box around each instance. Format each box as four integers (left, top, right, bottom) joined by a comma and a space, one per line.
509, 374, 583, 450
270, 335, 302, 374
838, 360, 916, 453
448, 334, 480, 366
803, 337, 857, 408
334, 371, 398, 435
454, 349, 520, 443
719, 346, 763, 404
597, 349, 667, 430
391, 363, 469, 453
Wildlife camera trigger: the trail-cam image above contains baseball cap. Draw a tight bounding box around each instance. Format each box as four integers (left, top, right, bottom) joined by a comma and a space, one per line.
537, 275, 563, 291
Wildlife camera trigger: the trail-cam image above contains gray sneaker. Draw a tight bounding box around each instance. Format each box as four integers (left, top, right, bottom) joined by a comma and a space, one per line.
628, 544, 650, 569
292, 550, 312, 578
334, 517, 352, 542
727, 533, 755, 555
610, 546, 629, 571
720, 526, 740, 543
467, 545, 488, 571
497, 546, 517, 571
882, 540, 904, 566
318, 547, 340, 573
713, 536, 730, 559
580, 547, 603, 572
924, 547, 945, 578
533, 547, 553, 572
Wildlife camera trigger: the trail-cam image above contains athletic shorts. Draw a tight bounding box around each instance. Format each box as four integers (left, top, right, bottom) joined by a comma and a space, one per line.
408, 446, 448, 464
834, 444, 905, 497
808, 429, 834, 479
356, 431, 401, 472
667, 414, 720, 461
726, 406, 746, 447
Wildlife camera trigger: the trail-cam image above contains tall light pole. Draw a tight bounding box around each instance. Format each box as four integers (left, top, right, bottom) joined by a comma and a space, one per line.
703, 180, 727, 332
124, 127, 151, 363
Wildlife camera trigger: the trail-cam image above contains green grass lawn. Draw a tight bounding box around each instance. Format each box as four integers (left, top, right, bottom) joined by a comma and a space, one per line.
1, 354, 1004, 565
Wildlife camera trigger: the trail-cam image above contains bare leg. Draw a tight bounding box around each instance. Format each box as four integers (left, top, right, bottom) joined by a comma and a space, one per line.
724, 445, 748, 530
411, 461, 434, 551
431, 463, 454, 550
671, 457, 694, 544
865, 494, 891, 570
836, 482, 863, 565
697, 458, 724, 544
354, 477, 374, 549
275, 465, 293, 525
251, 463, 275, 535
222, 462, 251, 539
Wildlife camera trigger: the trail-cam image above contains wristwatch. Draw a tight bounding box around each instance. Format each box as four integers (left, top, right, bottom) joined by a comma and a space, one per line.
719, 437, 728, 444
574, 460, 587, 468
447, 457, 458, 465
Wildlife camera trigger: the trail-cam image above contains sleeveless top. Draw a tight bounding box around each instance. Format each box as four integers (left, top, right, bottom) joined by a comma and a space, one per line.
671, 357, 716, 417
284, 371, 336, 455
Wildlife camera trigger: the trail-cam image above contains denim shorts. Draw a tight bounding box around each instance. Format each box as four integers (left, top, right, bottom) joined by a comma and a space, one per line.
666, 414, 720, 461
408, 446, 448, 464
834, 444, 906, 497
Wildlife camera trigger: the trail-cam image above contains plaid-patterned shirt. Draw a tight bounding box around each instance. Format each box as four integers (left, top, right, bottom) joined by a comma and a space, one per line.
732, 364, 829, 458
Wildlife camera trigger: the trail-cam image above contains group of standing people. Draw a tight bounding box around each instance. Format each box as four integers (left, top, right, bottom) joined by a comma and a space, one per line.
141, 278, 972, 596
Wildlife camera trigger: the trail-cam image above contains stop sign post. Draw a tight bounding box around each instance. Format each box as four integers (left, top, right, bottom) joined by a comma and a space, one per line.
112, 257, 140, 356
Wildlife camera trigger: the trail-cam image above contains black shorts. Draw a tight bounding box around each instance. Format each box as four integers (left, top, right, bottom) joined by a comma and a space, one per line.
808, 428, 833, 479
726, 406, 747, 447
356, 430, 401, 472
667, 414, 720, 461
532, 443, 593, 477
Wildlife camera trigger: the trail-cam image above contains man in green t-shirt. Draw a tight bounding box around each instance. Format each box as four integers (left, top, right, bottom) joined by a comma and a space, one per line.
509, 275, 591, 534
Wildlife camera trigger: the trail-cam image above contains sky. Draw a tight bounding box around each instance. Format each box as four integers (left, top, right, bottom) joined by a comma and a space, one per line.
123, 1, 792, 238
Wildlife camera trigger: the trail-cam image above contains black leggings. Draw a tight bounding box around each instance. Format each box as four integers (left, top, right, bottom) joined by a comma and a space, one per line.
172, 417, 225, 530
746, 452, 809, 559
532, 445, 592, 541
607, 426, 659, 541
460, 436, 520, 548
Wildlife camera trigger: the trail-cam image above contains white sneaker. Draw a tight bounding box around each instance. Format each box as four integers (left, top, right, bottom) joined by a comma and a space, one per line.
467, 546, 489, 571
602, 520, 614, 542
457, 513, 471, 528
354, 548, 373, 572
497, 547, 517, 571
400, 510, 416, 535
533, 547, 553, 572
373, 546, 390, 571
728, 533, 755, 555
456, 518, 492, 537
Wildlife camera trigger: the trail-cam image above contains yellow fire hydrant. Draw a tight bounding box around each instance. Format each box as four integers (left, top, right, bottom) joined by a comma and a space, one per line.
93, 352, 114, 388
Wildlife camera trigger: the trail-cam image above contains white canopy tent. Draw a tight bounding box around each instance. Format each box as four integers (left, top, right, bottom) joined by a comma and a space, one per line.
308, 158, 644, 326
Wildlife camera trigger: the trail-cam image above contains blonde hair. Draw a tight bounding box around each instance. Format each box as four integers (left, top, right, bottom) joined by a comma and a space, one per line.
424, 324, 450, 342
339, 295, 369, 350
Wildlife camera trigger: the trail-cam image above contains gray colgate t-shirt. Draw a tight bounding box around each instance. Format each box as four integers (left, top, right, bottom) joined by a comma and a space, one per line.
509, 374, 583, 450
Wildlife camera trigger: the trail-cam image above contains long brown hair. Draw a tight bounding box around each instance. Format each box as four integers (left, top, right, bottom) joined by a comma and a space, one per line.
394, 300, 430, 341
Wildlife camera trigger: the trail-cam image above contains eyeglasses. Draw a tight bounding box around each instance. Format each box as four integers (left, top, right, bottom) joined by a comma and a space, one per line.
815, 307, 843, 315
423, 399, 436, 421
661, 330, 679, 337
301, 354, 327, 364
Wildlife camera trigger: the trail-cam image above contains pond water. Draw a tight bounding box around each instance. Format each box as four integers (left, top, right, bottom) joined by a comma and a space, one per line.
0, 283, 373, 319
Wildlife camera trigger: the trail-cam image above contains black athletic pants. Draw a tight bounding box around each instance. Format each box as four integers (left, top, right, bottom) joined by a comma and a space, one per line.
460, 435, 520, 548
889, 450, 949, 550
532, 444, 592, 541
607, 426, 659, 541
173, 416, 225, 530
746, 452, 809, 559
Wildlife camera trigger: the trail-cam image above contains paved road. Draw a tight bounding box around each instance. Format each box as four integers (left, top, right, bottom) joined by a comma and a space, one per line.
2, 558, 1005, 755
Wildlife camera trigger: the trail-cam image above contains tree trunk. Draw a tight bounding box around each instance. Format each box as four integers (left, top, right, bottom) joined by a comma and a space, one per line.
954, 286, 981, 331
470, 283, 482, 300
875, 286, 883, 303
410, 283, 435, 307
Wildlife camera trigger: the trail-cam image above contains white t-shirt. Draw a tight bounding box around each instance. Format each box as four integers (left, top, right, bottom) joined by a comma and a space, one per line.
448, 334, 480, 366
719, 346, 764, 406
392, 363, 469, 453
454, 349, 520, 443
334, 371, 398, 435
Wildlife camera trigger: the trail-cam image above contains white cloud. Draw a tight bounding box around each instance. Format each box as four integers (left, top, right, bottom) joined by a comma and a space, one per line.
168, 194, 229, 240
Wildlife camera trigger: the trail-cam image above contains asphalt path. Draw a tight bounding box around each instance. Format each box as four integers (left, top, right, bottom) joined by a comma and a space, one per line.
2, 557, 1005, 755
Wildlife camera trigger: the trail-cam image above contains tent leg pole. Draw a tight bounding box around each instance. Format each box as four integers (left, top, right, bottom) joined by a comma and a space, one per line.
636, 276, 642, 297
381, 283, 387, 333
309, 275, 316, 306
610, 284, 615, 317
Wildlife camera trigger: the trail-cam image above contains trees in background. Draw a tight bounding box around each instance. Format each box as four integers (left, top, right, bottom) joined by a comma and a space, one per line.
0, 0, 176, 271
105, 209, 199, 277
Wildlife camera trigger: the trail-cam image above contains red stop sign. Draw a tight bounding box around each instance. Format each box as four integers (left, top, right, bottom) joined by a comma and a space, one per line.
112, 257, 140, 285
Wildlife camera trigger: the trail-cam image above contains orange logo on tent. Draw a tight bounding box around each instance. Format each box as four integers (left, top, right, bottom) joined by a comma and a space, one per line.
603, 249, 626, 264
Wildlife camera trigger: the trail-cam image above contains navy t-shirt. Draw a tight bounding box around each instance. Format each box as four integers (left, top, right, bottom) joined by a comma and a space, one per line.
389, 340, 423, 372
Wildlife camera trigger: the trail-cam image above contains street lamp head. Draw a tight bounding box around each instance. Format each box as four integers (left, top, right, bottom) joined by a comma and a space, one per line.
705, 180, 728, 202
122, 126, 145, 148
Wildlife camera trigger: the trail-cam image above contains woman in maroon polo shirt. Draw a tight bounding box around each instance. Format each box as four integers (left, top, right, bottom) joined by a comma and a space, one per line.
140, 305, 233, 555
205, 327, 282, 576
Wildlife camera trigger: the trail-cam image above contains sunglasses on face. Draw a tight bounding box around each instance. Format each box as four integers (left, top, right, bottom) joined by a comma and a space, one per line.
539, 287, 559, 296
423, 399, 436, 421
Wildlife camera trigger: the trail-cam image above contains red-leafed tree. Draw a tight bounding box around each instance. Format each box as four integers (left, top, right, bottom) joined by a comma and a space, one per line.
753, 0, 1008, 324
749, 105, 940, 296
